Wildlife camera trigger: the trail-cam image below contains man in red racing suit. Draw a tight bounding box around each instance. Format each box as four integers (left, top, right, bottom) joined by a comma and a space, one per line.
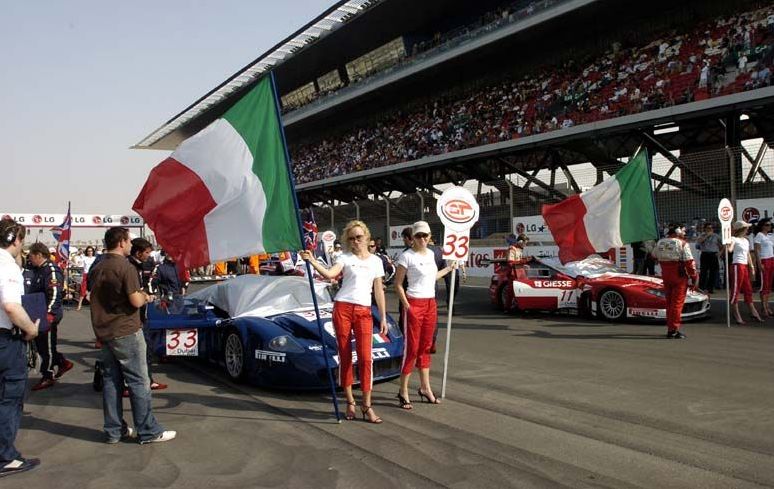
653, 225, 698, 339
504, 234, 530, 311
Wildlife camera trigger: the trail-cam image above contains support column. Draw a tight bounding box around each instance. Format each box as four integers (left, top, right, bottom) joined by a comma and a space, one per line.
384, 193, 391, 243
725, 114, 742, 208
418, 191, 425, 221
508, 178, 514, 230
329, 204, 335, 230
353, 201, 360, 221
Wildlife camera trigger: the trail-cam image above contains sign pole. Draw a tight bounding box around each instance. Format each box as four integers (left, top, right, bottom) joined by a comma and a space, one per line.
441, 267, 457, 399
436, 186, 479, 400
717, 198, 734, 329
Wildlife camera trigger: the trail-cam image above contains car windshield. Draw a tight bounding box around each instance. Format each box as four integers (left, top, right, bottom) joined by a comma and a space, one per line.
540, 255, 625, 278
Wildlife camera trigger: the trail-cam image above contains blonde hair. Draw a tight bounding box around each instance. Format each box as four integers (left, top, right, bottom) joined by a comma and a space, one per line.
342, 220, 371, 252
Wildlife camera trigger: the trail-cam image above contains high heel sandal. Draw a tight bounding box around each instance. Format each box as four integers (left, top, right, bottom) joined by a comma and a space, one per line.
345, 401, 357, 421
417, 388, 441, 404
396, 393, 413, 410
361, 405, 383, 424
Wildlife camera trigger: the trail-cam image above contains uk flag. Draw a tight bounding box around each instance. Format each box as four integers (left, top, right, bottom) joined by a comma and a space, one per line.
302, 208, 318, 251
50, 202, 72, 269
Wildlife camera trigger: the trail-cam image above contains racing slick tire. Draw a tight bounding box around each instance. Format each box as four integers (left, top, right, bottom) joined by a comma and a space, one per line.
597, 289, 626, 321
224, 330, 247, 382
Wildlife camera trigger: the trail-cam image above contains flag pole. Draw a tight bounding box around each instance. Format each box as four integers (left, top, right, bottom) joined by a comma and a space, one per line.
269, 72, 341, 422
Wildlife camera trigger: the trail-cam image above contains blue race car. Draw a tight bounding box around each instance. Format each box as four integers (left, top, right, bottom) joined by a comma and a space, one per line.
146, 275, 404, 390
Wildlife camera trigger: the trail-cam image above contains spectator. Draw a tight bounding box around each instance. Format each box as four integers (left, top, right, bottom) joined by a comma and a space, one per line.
696, 223, 721, 294
77, 246, 97, 311
89, 227, 176, 444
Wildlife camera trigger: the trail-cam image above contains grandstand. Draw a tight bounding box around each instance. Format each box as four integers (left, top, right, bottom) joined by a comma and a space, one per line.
136, 0, 774, 243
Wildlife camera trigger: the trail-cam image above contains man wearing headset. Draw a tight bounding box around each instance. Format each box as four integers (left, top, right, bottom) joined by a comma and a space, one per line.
0, 218, 41, 477
653, 223, 698, 339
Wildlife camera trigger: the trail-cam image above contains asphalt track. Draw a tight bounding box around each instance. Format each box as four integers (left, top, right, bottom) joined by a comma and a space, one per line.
7, 285, 774, 489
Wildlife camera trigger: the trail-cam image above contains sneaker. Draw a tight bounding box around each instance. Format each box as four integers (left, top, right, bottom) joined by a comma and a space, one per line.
139, 430, 177, 445
31, 378, 56, 391
150, 382, 168, 390
666, 330, 677, 338
673, 331, 687, 339
0, 458, 41, 478
105, 427, 136, 444
55, 360, 74, 379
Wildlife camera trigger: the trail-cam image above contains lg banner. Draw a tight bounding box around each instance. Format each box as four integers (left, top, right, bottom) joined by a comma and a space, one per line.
0, 213, 144, 228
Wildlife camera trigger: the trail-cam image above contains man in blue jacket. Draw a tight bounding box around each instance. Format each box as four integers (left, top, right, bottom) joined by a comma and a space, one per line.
26, 243, 73, 391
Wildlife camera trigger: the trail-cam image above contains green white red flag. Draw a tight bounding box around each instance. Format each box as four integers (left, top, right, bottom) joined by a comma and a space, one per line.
541, 148, 658, 263
133, 76, 301, 268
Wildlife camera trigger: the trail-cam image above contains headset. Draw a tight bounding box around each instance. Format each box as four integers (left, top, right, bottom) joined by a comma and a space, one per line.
1, 226, 17, 247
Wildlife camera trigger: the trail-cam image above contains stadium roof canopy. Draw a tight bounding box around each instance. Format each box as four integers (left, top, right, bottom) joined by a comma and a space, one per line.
134, 0, 378, 150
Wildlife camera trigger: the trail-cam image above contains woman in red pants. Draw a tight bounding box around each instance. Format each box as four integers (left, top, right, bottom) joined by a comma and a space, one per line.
301, 220, 388, 423
727, 221, 763, 324
753, 218, 774, 317
394, 221, 457, 409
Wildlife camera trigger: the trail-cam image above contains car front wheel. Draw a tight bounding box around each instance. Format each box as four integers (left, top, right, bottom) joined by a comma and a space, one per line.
598, 290, 626, 321
224, 331, 247, 381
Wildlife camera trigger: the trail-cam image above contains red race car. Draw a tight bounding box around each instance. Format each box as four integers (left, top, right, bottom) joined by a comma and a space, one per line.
488, 255, 710, 322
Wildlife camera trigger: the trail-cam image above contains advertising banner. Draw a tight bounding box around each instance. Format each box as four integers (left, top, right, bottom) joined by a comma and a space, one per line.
0, 213, 144, 228
512, 215, 553, 241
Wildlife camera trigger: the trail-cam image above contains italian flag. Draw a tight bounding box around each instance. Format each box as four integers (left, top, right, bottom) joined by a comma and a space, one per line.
541, 148, 658, 263
133, 76, 301, 268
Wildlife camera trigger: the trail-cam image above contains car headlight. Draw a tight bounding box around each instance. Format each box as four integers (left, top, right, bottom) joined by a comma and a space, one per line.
268, 335, 305, 353
645, 288, 665, 298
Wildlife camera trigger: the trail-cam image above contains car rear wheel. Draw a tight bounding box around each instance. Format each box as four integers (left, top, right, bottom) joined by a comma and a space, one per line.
224, 331, 246, 382
598, 290, 626, 321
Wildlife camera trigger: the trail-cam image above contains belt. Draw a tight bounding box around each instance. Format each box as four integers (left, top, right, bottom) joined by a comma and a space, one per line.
0, 328, 15, 337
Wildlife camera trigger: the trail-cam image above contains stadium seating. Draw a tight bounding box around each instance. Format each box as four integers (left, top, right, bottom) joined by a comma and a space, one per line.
290, 5, 774, 184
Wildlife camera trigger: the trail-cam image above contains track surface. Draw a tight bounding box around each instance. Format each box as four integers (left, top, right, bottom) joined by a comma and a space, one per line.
9, 286, 774, 489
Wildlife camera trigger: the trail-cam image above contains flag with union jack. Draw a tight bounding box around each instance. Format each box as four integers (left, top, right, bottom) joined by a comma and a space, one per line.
50, 202, 72, 269
302, 208, 318, 251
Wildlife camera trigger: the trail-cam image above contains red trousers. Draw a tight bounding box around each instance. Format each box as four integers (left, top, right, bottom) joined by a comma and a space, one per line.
663, 274, 688, 331
761, 258, 774, 296
80, 273, 89, 298
332, 301, 373, 392
730, 263, 753, 304
401, 297, 437, 375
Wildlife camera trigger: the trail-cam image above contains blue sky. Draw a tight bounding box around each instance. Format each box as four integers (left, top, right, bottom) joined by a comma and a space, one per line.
0, 0, 333, 226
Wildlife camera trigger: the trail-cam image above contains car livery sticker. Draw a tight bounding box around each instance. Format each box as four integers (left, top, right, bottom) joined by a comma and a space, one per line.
255, 349, 287, 363
512, 281, 579, 308
333, 347, 389, 366
294, 310, 333, 321
627, 307, 665, 318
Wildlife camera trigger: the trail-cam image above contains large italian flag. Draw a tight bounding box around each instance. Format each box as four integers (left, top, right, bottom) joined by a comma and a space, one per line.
133, 76, 301, 268
541, 149, 658, 263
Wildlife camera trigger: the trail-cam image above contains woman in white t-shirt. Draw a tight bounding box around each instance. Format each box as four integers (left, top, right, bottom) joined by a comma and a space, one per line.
393, 221, 457, 409
301, 220, 387, 424
726, 221, 763, 324
753, 218, 774, 317
77, 246, 97, 311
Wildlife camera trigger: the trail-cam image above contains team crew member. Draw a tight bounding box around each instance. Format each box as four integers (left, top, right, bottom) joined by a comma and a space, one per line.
753, 218, 774, 317
301, 220, 388, 424
727, 221, 764, 324
0, 219, 40, 477
503, 233, 530, 311
394, 221, 457, 409
77, 246, 97, 311
653, 224, 698, 339
27, 243, 73, 390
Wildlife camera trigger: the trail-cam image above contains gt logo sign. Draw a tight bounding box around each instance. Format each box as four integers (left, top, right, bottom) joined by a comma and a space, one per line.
441, 200, 475, 224
534, 280, 574, 288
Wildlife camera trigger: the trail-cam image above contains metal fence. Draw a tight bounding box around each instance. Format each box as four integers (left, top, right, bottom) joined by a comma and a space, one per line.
312, 140, 774, 245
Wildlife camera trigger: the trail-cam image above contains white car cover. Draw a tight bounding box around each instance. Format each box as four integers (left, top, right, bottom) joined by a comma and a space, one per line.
187, 275, 332, 318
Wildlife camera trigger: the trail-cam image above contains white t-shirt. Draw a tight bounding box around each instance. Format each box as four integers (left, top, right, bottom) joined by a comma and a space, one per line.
335, 253, 384, 307
731, 236, 751, 265
82, 255, 97, 274
397, 248, 438, 299
754, 232, 774, 259
0, 248, 24, 330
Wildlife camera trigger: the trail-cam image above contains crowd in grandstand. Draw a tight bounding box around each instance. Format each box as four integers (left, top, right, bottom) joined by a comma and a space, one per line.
290, 5, 774, 184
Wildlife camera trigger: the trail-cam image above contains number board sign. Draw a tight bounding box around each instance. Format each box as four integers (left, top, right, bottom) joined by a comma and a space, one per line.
165, 329, 199, 356
717, 198, 734, 245
437, 186, 480, 261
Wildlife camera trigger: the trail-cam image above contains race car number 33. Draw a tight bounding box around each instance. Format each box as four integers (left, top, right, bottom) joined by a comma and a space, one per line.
166, 329, 198, 356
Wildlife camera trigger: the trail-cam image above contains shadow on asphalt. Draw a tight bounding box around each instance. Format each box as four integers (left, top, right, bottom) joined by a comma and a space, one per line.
519, 330, 664, 340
